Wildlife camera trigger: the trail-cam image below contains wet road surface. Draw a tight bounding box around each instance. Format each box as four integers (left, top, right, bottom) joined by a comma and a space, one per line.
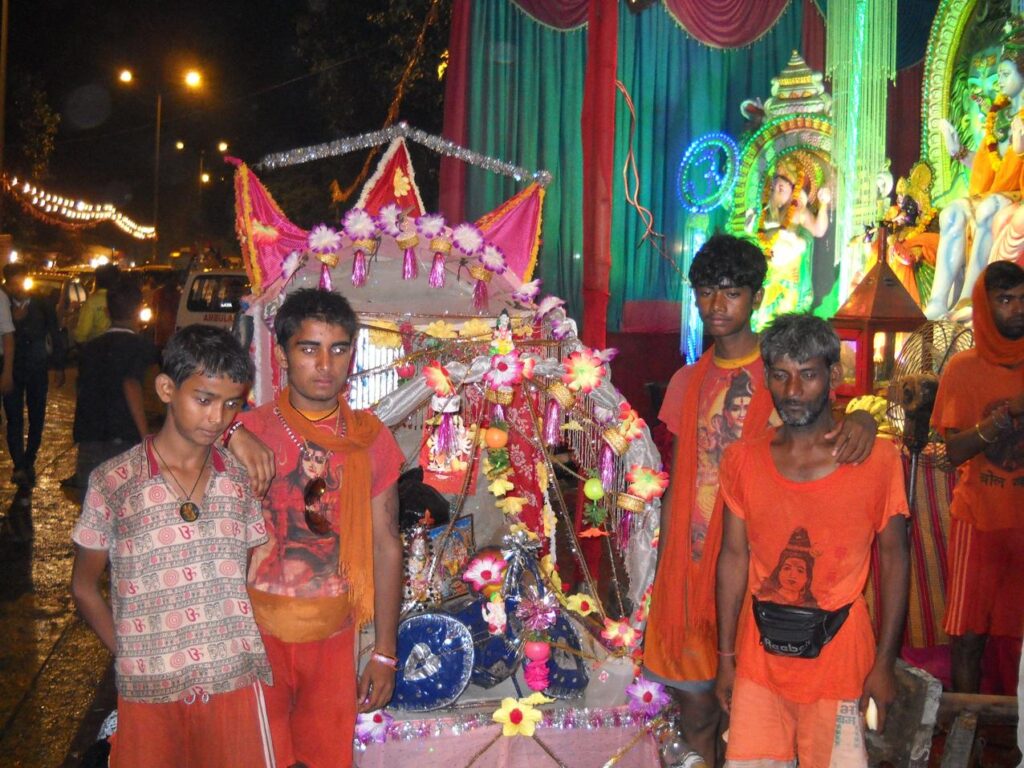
0, 374, 115, 767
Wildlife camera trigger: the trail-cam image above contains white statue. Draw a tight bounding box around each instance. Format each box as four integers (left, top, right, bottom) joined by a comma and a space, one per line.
925, 24, 1024, 319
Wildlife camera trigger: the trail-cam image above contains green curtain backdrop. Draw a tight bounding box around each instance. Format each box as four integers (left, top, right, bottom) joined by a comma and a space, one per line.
464, 1, 804, 330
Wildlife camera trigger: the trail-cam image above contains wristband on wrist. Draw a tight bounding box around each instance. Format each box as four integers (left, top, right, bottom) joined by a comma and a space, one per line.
716, 649, 736, 657
370, 650, 399, 669
222, 420, 244, 447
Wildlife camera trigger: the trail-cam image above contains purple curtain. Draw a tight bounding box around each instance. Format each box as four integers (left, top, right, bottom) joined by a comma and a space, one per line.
508, 0, 589, 29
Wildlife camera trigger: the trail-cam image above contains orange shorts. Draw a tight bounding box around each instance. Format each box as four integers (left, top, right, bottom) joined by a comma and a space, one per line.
110, 682, 274, 768
944, 519, 1024, 638
725, 677, 867, 768
261, 625, 357, 768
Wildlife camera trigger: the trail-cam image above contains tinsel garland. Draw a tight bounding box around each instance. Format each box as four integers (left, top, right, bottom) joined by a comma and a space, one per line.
256, 122, 553, 188
354, 704, 658, 748
826, 0, 896, 307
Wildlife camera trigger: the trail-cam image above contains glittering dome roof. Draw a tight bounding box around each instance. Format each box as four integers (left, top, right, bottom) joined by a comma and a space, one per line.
764, 51, 832, 119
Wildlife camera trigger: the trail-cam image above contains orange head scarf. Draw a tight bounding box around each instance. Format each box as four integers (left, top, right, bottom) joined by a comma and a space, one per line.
971, 264, 1024, 367
277, 387, 383, 628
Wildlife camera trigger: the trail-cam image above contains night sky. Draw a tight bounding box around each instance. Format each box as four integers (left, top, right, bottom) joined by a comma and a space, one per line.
7, 0, 333, 250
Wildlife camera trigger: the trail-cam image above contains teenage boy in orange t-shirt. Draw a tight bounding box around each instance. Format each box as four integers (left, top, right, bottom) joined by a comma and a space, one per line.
716, 314, 909, 767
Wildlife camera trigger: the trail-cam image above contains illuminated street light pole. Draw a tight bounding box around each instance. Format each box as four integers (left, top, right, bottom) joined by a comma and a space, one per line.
118, 67, 202, 262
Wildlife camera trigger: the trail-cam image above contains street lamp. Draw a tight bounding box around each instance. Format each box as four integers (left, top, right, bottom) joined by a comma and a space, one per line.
118, 67, 203, 260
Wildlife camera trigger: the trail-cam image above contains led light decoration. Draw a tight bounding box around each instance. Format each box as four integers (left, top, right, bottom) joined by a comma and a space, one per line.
675, 132, 739, 214
1, 174, 156, 239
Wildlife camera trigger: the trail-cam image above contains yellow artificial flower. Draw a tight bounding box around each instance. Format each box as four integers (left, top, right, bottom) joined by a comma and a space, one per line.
492, 697, 543, 737
539, 554, 562, 593
488, 476, 515, 497
565, 593, 597, 617
459, 318, 492, 339
366, 321, 403, 349
535, 461, 549, 490
392, 167, 411, 198
496, 496, 527, 516
541, 503, 556, 539
423, 320, 457, 339
508, 522, 539, 540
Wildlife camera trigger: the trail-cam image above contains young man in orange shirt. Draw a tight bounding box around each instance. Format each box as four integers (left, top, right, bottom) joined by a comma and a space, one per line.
240, 289, 404, 768
643, 235, 877, 764
716, 314, 909, 766
932, 261, 1024, 693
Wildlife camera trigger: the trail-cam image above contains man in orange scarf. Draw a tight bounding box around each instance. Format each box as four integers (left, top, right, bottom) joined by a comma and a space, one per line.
643, 235, 878, 764
239, 289, 404, 768
932, 261, 1024, 694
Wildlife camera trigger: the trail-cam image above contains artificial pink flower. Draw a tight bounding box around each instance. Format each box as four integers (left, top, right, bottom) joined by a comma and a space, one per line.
562, 349, 606, 393
308, 224, 341, 254
377, 203, 403, 237
423, 361, 454, 397
485, 352, 524, 390
342, 208, 377, 240
601, 617, 641, 649
625, 676, 670, 718
512, 279, 541, 304
416, 212, 446, 238
479, 244, 507, 274
452, 223, 484, 255
355, 709, 394, 744
626, 464, 669, 502
521, 356, 536, 380
462, 553, 507, 591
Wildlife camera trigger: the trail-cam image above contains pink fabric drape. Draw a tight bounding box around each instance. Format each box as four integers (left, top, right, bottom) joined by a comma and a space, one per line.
508, 0, 589, 29
439, 0, 472, 224
662, 0, 791, 48
580, 0, 616, 349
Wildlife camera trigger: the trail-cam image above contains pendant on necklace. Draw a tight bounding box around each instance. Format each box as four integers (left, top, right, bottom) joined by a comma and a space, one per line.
179, 501, 201, 523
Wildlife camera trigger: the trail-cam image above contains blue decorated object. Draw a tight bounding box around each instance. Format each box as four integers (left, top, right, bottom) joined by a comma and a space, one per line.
543, 613, 589, 699
389, 613, 475, 711
449, 595, 521, 689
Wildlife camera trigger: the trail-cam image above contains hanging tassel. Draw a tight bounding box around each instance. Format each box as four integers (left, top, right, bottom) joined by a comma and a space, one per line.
598, 443, 616, 490
435, 412, 456, 458
351, 237, 377, 287
468, 264, 492, 311
397, 232, 419, 280
615, 493, 645, 552
543, 399, 562, 447
319, 263, 333, 291
485, 386, 513, 425
429, 236, 451, 288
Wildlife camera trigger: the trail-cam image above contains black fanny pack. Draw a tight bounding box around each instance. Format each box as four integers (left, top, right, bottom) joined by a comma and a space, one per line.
751, 597, 851, 659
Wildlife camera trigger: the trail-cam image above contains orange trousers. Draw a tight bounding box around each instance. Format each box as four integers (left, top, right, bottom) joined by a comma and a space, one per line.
111, 682, 274, 768
261, 626, 357, 768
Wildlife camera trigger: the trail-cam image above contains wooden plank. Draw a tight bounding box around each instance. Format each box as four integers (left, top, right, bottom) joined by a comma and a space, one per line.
937, 694, 1018, 726
939, 711, 977, 768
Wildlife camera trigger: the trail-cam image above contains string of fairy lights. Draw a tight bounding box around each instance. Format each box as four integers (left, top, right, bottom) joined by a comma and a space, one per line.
1, 174, 156, 240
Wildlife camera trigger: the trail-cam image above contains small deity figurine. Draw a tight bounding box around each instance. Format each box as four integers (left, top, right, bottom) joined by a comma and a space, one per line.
747, 156, 831, 329
853, 163, 940, 307
490, 309, 514, 356
925, 16, 1024, 318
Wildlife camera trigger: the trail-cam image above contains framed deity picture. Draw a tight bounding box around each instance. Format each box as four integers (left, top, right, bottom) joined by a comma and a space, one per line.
429, 516, 475, 601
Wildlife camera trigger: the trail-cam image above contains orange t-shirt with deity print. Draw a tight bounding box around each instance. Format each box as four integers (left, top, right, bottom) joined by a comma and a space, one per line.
718, 432, 909, 704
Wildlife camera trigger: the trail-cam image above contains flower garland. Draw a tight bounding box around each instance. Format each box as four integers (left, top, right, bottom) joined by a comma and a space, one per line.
983, 94, 1012, 173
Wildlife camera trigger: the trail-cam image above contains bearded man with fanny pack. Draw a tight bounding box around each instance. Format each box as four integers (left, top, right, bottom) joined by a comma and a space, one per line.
715, 314, 909, 768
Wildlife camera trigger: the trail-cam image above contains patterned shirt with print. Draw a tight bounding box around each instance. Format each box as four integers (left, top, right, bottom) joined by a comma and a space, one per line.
72, 438, 272, 703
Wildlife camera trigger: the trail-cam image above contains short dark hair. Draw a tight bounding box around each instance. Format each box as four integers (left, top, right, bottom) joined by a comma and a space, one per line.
688, 234, 767, 293
107, 278, 143, 322
984, 261, 1024, 293
94, 264, 120, 290
3, 262, 26, 283
274, 288, 358, 346
162, 324, 254, 387
760, 313, 840, 368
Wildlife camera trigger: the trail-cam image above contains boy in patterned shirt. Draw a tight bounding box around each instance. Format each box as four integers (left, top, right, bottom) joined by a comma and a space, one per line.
71, 325, 275, 768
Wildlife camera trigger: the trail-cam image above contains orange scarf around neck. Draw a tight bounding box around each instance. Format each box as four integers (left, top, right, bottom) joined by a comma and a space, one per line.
649, 348, 775, 640
277, 387, 382, 628
972, 266, 1024, 367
